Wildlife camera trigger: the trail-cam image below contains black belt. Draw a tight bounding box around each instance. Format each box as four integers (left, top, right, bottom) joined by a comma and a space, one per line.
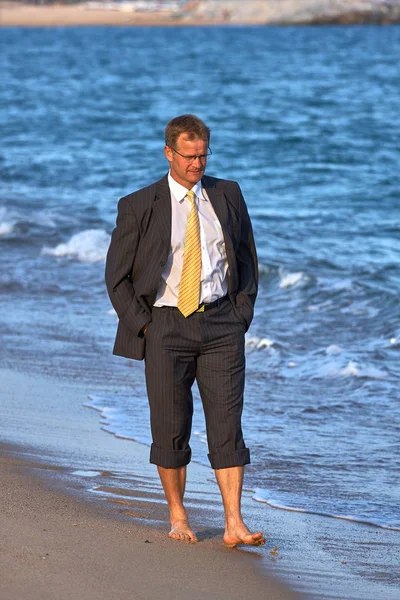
154, 296, 228, 313
197, 295, 228, 312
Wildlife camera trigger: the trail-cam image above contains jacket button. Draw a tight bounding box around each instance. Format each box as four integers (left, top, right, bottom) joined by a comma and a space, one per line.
160, 260, 166, 267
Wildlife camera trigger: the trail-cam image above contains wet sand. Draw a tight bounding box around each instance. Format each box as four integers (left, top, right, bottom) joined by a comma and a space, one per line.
1, 367, 399, 599
0, 368, 300, 600
0, 449, 299, 600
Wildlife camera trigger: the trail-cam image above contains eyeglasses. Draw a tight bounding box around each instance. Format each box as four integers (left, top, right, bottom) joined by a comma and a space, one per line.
170, 147, 212, 163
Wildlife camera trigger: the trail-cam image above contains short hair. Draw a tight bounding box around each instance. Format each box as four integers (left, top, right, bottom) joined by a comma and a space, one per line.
165, 114, 210, 149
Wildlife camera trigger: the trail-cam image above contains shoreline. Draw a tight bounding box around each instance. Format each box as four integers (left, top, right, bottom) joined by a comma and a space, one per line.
1, 3, 400, 27
1, 446, 298, 600
0, 367, 302, 599
1, 367, 400, 599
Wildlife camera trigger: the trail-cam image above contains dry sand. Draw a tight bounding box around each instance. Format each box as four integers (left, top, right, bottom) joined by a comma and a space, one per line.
1, 1, 400, 27
0, 3, 213, 27
0, 4, 175, 27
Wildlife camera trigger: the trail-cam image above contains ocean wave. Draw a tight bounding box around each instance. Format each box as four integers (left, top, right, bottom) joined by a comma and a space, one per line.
252, 488, 400, 532
316, 360, 388, 380
1, 205, 83, 236
245, 336, 277, 351
258, 263, 271, 275
42, 229, 110, 263
279, 268, 310, 289
0, 207, 15, 236
307, 300, 335, 312
340, 361, 388, 379
388, 336, 400, 348
0, 221, 14, 236
325, 344, 343, 355
83, 394, 151, 445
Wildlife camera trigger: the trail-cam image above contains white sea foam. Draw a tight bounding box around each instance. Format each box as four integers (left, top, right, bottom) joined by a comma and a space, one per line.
42, 229, 110, 263
317, 360, 388, 379
326, 344, 343, 355
1, 205, 81, 235
388, 336, 400, 348
245, 336, 276, 351
107, 308, 117, 316
279, 269, 309, 289
0, 207, 15, 236
307, 300, 335, 312
327, 278, 355, 292
258, 263, 270, 275
71, 470, 102, 477
252, 489, 400, 531
340, 361, 387, 379
0, 221, 14, 236
84, 394, 151, 445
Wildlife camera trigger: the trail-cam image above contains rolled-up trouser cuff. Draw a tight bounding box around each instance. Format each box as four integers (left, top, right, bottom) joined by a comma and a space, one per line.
150, 444, 191, 468
208, 448, 250, 470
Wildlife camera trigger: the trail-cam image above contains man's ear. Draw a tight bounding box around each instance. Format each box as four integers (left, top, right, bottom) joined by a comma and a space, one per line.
164, 145, 173, 163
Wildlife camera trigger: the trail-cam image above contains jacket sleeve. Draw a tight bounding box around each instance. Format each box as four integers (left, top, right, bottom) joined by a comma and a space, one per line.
235, 184, 258, 330
105, 195, 150, 336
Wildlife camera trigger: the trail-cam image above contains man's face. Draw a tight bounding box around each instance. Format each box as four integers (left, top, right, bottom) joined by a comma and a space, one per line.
164, 133, 209, 189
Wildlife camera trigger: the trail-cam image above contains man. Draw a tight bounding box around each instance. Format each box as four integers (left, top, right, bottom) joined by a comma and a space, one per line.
105, 114, 264, 547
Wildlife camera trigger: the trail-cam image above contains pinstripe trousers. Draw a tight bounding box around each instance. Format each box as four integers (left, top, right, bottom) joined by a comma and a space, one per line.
144, 297, 250, 470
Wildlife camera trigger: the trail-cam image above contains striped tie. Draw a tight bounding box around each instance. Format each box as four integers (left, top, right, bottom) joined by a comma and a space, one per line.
177, 190, 202, 317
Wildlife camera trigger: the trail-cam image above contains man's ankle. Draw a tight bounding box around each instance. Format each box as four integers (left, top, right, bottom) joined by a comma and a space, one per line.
170, 510, 188, 524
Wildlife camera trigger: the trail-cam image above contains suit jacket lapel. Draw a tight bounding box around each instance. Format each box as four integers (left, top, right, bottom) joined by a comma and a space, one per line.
202, 175, 230, 231
202, 175, 236, 293
154, 174, 172, 252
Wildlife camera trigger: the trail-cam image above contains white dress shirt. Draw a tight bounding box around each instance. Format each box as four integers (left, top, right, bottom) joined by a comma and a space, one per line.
154, 173, 228, 307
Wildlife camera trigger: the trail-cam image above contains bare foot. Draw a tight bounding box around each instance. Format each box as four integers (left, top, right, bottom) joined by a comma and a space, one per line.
223, 522, 265, 548
169, 519, 198, 543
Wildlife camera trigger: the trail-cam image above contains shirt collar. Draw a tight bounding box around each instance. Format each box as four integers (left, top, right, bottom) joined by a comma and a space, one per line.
168, 172, 206, 203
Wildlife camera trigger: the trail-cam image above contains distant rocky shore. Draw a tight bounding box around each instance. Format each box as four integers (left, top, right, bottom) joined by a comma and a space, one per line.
188, 0, 400, 25
1, 0, 400, 27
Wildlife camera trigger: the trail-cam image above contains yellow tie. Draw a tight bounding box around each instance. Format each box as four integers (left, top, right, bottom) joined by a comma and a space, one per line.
177, 190, 202, 317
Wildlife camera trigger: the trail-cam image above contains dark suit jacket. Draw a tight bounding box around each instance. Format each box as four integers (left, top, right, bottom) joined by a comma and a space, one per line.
105, 173, 258, 360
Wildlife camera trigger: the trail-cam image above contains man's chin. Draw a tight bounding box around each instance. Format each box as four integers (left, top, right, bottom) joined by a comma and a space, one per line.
189, 171, 204, 181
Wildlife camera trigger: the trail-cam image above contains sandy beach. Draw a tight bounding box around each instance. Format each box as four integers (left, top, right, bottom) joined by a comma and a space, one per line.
0, 449, 299, 600
1, 367, 399, 599
0, 368, 299, 600
2, 1, 400, 27
0, 3, 190, 27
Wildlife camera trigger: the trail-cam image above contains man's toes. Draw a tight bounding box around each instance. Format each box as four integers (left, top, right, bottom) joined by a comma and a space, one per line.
248, 533, 265, 546
234, 531, 266, 546
254, 537, 265, 546
169, 528, 198, 543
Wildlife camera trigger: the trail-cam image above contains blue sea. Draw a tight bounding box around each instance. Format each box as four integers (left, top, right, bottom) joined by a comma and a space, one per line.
1, 25, 399, 536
